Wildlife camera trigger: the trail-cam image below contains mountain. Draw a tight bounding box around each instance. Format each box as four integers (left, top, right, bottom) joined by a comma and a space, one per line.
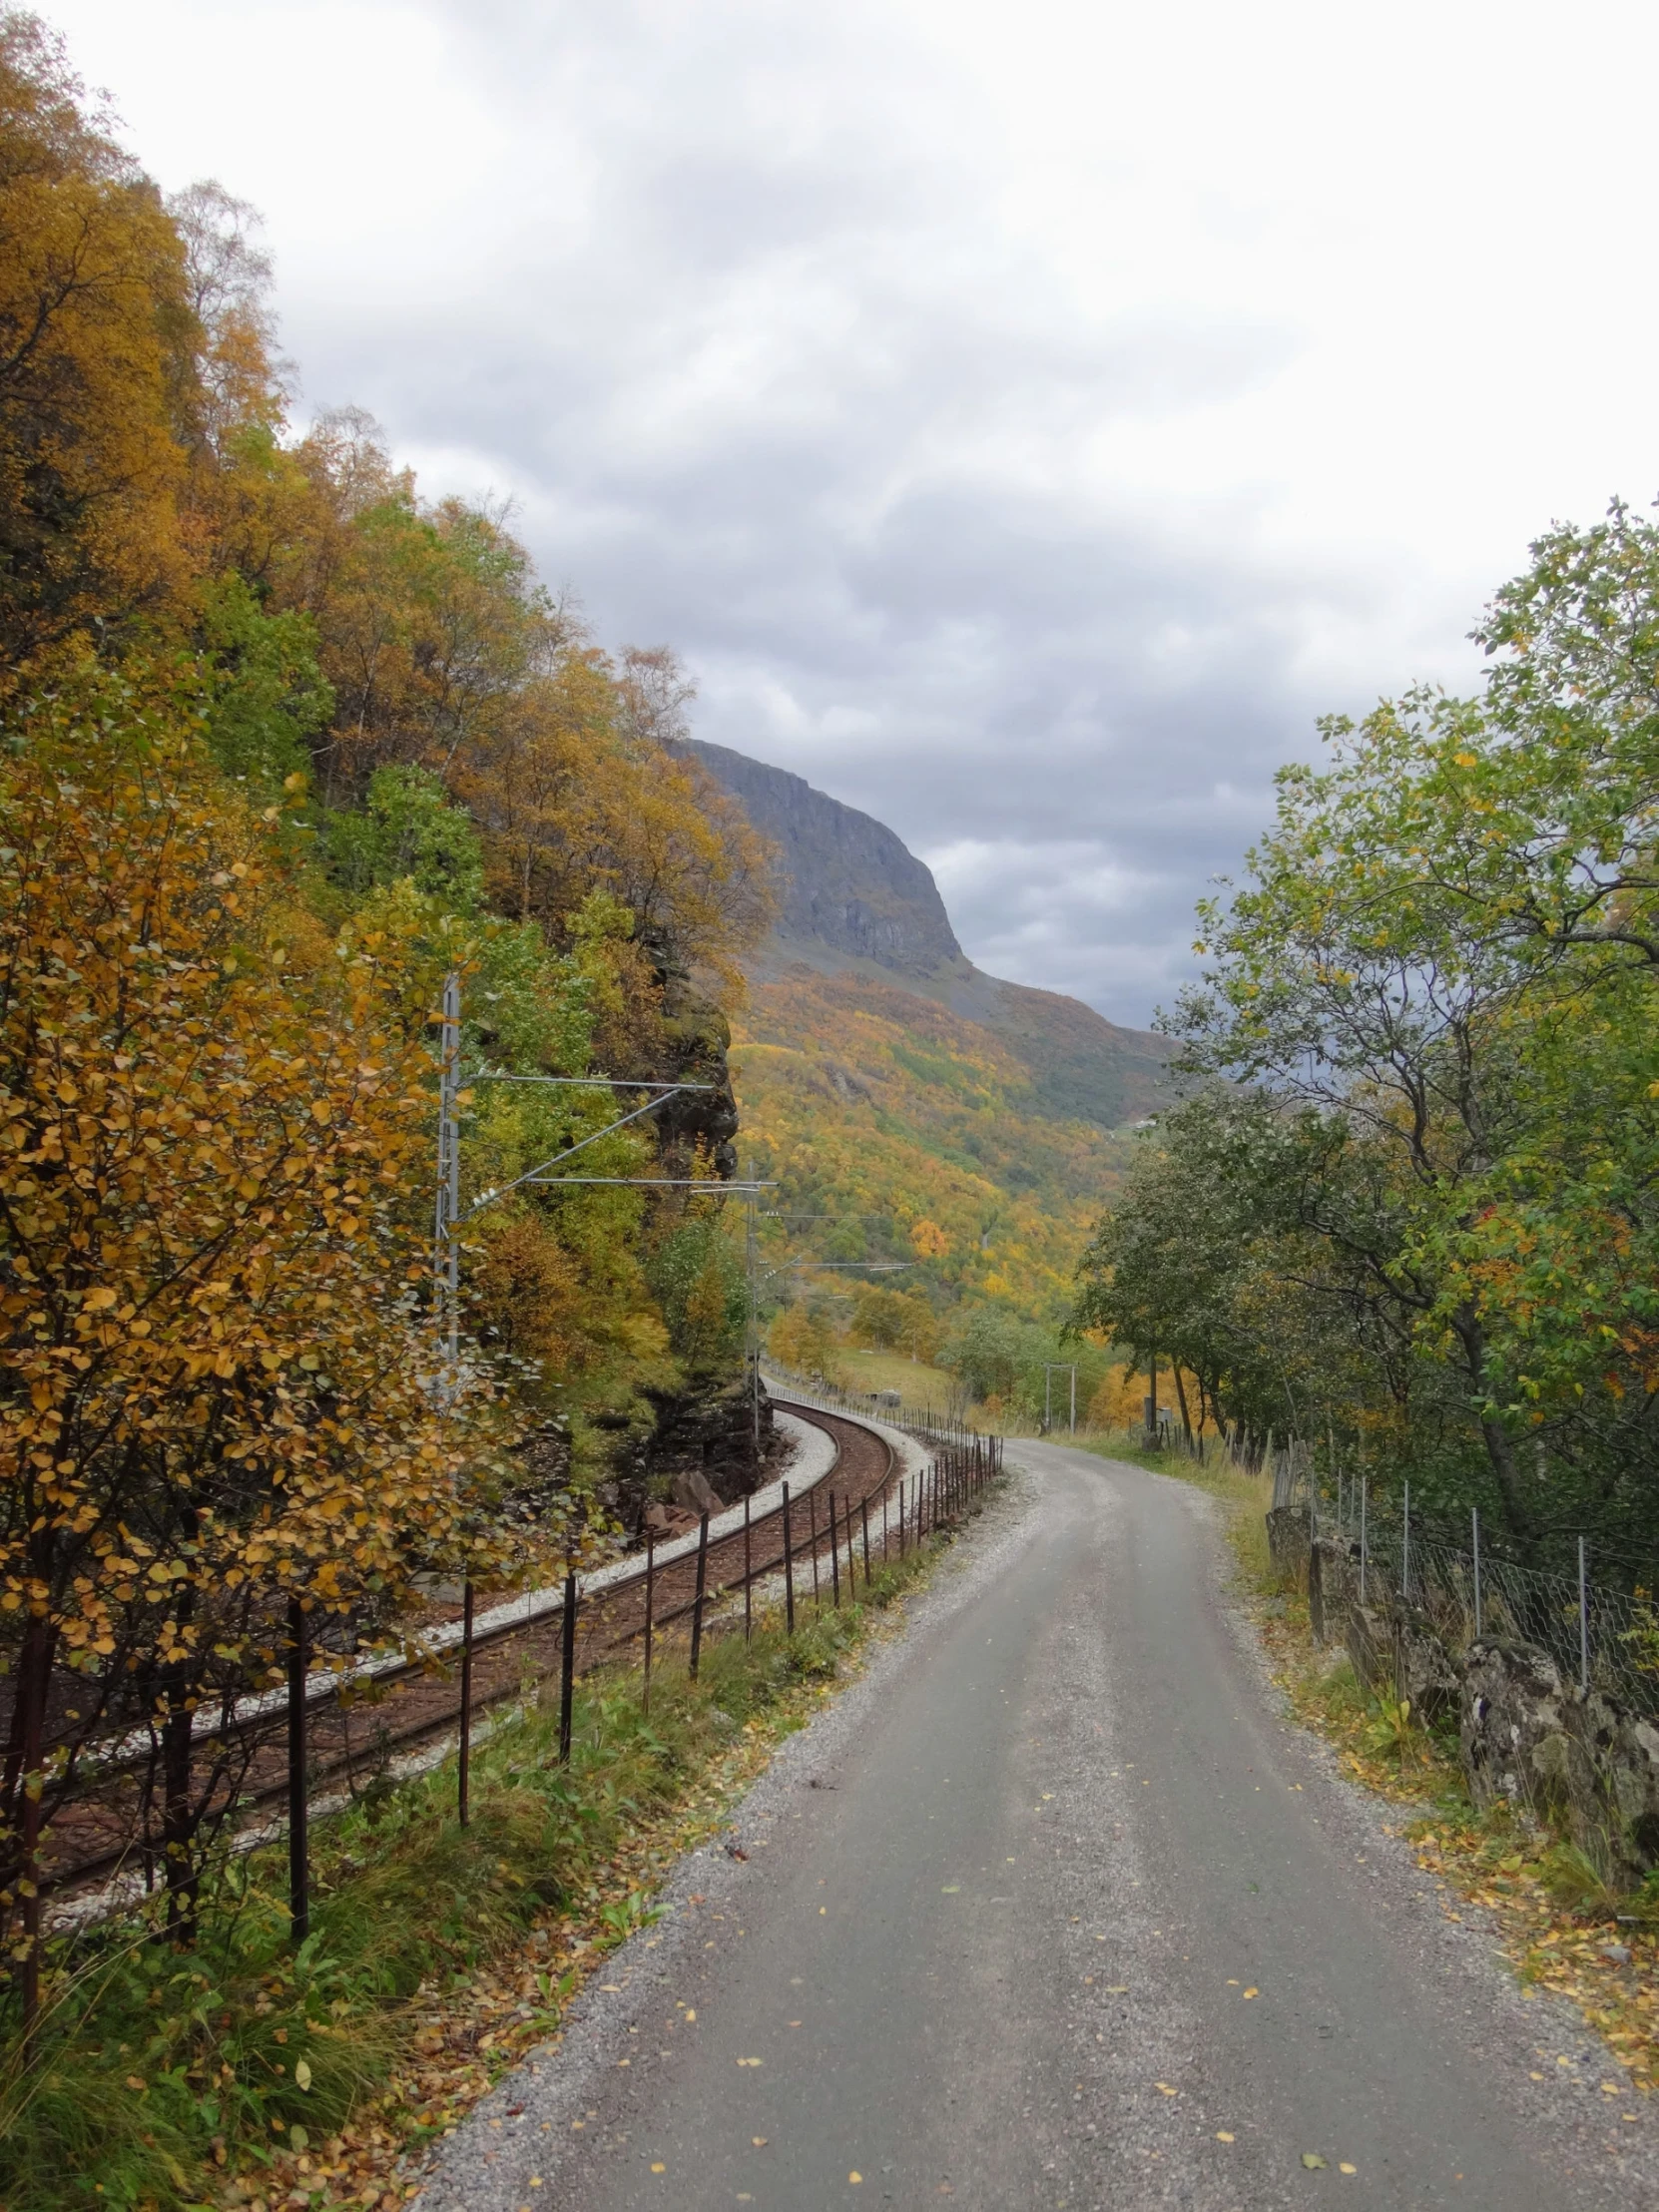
686, 741, 1182, 1325
688, 739, 1175, 1131
688, 740, 963, 980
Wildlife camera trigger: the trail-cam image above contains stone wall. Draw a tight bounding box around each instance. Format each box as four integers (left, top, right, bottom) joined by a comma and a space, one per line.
1270, 1508, 1659, 1886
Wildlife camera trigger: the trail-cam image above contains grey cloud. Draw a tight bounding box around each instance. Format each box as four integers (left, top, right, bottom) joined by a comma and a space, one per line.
275, 0, 1475, 1022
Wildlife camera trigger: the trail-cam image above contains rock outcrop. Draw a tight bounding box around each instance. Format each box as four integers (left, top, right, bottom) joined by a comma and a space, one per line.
687, 739, 962, 978
686, 738, 1178, 1130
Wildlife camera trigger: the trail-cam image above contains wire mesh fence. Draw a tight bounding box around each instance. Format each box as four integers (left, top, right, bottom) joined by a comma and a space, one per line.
1271, 1446, 1659, 1716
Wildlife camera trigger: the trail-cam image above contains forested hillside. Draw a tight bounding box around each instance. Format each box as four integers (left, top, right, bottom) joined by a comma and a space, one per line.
734, 966, 1130, 1312
0, 12, 778, 1954
685, 740, 1178, 1412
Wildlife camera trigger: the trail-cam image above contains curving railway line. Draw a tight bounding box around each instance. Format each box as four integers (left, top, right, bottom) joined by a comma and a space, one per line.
41, 1399, 913, 1915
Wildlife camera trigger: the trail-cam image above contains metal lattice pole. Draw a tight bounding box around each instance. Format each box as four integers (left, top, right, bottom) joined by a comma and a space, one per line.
433, 970, 462, 1378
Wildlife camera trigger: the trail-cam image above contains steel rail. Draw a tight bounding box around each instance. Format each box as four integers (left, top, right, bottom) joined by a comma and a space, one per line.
38, 1403, 906, 1907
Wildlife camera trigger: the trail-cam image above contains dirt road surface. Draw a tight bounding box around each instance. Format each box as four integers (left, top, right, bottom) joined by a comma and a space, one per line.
420, 1442, 1659, 2211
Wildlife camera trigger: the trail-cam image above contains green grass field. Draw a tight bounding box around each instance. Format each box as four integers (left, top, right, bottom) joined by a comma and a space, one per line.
835, 1347, 965, 1405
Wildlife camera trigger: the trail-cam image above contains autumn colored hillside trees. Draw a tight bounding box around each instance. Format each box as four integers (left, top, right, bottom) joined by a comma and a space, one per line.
0, 12, 773, 1991
0, 676, 568, 1949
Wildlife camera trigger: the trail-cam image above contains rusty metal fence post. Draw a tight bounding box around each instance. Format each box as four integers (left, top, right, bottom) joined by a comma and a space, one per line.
287, 1599, 309, 1944
783, 1480, 796, 1633
559, 1572, 578, 1764
458, 1578, 474, 1827
689, 1511, 710, 1678
643, 1530, 656, 1715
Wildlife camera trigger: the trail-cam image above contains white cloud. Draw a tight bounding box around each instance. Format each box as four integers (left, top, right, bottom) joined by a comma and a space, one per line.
40, 0, 1659, 1017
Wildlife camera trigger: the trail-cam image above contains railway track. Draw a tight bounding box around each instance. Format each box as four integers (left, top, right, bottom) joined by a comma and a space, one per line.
41, 1399, 915, 1912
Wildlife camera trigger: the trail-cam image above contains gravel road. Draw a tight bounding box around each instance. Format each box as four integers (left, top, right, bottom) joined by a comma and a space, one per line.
420, 1442, 1659, 2211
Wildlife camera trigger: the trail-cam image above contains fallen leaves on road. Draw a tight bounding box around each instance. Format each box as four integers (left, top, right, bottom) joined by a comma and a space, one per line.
1216, 2130, 1235, 2142
1302, 2151, 1328, 2169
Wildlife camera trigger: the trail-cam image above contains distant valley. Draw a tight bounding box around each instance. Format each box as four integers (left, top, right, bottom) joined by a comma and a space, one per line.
687, 740, 1181, 1324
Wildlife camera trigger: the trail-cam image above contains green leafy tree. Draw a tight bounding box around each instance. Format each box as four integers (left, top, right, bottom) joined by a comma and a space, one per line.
325, 762, 485, 909
197, 569, 332, 798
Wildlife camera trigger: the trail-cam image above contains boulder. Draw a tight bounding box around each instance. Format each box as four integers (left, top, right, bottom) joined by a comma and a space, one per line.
1460, 1639, 1582, 1825
1266, 1504, 1312, 1584
642, 1501, 702, 1539
1575, 1688, 1659, 1885
1309, 1536, 1360, 1644
1391, 1605, 1460, 1729
672, 1464, 724, 1518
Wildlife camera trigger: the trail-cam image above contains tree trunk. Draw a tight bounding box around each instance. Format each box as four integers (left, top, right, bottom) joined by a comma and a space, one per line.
1452, 1306, 1537, 1558
161, 1690, 199, 1942
2, 1613, 56, 2035
1171, 1364, 1195, 1445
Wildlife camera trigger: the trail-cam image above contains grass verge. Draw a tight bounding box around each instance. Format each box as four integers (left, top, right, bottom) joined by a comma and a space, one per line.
1077, 1436, 1658, 2109
0, 1511, 984, 2212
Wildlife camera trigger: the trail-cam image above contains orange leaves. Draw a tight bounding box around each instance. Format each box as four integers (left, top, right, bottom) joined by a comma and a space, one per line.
0, 675, 524, 1776
0, 23, 201, 668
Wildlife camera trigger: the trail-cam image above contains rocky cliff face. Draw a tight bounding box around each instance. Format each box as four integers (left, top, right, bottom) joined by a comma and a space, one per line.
688, 739, 962, 979
687, 739, 1175, 1130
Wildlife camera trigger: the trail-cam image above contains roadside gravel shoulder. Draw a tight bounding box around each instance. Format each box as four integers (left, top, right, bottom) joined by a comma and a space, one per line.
1096, 1446, 1659, 2202
414, 1467, 1040, 2212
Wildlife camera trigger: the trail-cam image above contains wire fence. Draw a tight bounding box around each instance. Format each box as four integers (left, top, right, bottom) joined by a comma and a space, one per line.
18, 1404, 1002, 2002
1270, 1446, 1659, 1715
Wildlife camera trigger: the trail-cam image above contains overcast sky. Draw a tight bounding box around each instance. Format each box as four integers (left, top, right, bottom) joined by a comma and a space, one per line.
43, 0, 1659, 1024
